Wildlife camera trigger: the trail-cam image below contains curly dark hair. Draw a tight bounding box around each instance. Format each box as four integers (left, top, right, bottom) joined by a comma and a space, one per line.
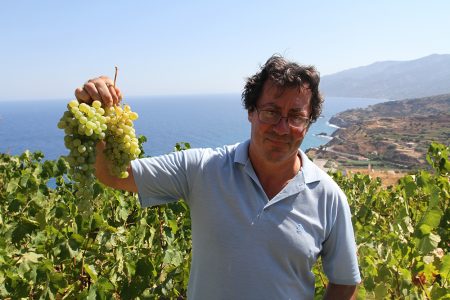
242, 54, 324, 123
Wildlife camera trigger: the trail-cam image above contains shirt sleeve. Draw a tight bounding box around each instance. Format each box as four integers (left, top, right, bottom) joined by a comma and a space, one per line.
131, 149, 204, 207
321, 189, 361, 285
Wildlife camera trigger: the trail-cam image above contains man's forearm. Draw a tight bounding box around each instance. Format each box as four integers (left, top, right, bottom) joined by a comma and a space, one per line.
323, 283, 357, 300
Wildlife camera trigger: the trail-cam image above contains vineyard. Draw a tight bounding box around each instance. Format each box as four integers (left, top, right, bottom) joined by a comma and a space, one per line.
0, 141, 448, 299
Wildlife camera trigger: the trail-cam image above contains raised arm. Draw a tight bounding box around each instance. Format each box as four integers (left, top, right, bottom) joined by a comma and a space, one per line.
75, 76, 137, 193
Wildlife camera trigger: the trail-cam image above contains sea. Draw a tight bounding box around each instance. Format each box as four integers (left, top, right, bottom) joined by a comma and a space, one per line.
0, 94, 387, 160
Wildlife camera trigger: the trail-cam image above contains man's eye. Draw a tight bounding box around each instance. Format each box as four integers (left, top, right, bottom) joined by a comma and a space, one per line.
290, 115, 307, 123
265, 111, 278, 117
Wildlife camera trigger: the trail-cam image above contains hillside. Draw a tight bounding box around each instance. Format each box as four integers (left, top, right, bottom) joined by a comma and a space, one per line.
320, 54, 450, 100
307, 93, 450, 170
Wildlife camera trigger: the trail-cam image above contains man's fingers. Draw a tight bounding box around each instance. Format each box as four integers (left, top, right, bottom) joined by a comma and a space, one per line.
83, 78, 113, 107
74, 76, 120, 107
83, 81, 102, 102
100, 75, 121, 105
107, 84, 120, 106
93, 80, 114, 107
75, 87, 92, 104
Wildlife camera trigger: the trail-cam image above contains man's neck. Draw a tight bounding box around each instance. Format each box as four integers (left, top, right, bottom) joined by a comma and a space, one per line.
248, 147, 301, 199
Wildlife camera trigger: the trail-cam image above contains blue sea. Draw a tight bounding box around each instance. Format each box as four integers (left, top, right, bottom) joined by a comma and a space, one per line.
0, 94, 387, 160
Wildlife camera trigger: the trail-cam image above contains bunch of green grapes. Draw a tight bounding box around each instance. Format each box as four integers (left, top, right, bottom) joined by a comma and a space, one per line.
58, 100, 107, 201
104, 104, 141, 178
58, 97, 140, 211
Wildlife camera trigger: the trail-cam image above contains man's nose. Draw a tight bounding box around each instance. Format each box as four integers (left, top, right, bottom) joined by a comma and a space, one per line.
272, 117, 290, 134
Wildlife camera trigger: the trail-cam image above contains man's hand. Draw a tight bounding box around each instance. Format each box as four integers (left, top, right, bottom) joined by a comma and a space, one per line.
94, 140, 138, 193
323, 283, 357, 300
75, 76, 122, 107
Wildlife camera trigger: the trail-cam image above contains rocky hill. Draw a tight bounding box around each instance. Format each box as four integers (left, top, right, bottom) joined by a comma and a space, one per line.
320, 54, 450, 100
307, 94, 450, 170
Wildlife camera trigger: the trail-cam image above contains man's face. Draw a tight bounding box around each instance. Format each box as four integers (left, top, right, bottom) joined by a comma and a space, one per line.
248, 80, 312, 164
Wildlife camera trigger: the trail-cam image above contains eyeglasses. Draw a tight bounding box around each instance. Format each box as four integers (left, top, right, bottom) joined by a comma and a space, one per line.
255, 108, 310, 129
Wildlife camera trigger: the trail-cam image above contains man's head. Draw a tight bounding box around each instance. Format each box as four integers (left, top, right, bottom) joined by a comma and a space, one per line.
244, 55, 324, 165
242, 55, 323, 123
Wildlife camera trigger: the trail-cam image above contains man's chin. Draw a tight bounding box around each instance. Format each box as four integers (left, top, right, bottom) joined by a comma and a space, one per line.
263, 143, 302, 162
263, 147, 294, 162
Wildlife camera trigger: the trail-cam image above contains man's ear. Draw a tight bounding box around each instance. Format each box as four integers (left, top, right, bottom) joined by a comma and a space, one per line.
248, 110, 253, 122
302, 127, 308, 136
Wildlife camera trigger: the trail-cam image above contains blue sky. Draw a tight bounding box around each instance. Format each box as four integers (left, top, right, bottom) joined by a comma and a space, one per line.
1, 0, 449, 100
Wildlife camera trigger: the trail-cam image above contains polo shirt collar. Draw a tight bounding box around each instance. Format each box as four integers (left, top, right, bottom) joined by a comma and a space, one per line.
234, 140, 321, 184
298, 149, 322, 184
234, 140, 250, 165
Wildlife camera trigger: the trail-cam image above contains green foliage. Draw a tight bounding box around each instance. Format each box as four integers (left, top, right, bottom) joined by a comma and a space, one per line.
1, 142, 449, 299
0, 148, 190, 299
313, 142, 449, 299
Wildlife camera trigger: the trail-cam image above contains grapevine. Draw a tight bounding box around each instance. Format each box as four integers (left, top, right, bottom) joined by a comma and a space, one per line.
0, 143, 448, 298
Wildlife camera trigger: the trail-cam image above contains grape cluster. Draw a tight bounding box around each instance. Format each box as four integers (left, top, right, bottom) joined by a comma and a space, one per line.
58, 100, 107, 200
104, 104, 141, 178
58, 99, 140, 207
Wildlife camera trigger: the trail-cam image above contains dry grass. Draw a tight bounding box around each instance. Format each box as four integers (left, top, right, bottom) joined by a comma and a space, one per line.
345, 168, 408, 187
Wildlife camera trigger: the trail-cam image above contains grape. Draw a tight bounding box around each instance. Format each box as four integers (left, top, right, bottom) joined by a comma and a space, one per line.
103, 104, 141, 178
58, 100, 107, 213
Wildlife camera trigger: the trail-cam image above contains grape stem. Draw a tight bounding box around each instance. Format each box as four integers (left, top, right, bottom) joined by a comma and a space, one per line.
113, 66, 118, 88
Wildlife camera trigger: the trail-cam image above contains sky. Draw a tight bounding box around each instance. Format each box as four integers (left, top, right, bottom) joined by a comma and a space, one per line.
1, 0, 449, 101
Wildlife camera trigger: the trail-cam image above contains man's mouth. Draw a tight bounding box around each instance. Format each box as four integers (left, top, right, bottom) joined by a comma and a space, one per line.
265, 135, 290, 145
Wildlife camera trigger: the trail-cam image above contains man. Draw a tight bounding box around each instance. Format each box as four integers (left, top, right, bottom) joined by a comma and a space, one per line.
75, 55, 361, 299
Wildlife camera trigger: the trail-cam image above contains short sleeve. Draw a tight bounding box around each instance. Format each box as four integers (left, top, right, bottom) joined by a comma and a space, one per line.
131, 149, 203, 207
321, 190, 361, 285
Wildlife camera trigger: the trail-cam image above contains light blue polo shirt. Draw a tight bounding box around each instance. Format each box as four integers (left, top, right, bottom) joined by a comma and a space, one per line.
131, 140, 361, 299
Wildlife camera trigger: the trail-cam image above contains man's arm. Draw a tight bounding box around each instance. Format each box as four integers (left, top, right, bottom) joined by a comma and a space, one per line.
323, 283, 357, 300
94, 141, 138, 193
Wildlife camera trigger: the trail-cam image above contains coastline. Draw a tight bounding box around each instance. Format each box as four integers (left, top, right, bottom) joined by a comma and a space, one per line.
306, 93, 450, 176
326, 121, 340, 129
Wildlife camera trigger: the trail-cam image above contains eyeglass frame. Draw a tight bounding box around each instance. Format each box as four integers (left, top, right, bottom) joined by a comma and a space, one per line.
254, 107, 311, 129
